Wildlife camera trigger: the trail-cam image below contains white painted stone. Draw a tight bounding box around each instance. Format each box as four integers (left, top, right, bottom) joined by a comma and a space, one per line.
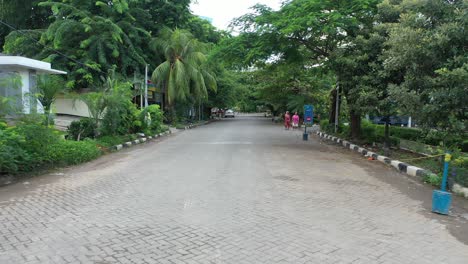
358, 147, 365, 153
406, 166, 421, 177
141, 138, 147, 142
134, 140, 140, 144
116, 145, 123, 151
349, 144, 356, 150
377, 156, 388, 162
391, 160, 401, 169
453, 184, 468, 199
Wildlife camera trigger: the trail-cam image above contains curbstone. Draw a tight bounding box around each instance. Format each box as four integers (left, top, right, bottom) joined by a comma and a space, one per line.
406, 166, 421, 177
398, 162, 408, 173
316, 131, 468, 197
108, 122, 207, 154
390, 160, 402, 170
453, 184, 468, 198
416, 169, 430, 178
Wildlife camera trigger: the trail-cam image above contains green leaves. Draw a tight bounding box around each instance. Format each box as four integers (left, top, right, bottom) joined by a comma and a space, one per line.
151, 28, 216, 105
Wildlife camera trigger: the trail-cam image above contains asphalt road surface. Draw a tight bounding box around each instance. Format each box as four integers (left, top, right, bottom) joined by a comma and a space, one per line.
1, 115, 468, 264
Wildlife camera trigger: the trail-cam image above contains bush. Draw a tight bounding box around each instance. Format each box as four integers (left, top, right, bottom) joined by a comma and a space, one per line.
452, 156, 468, 188
159, 124, 169, 133
13, 116, 62, 167
424, 173, 442, 186
0, 122, 32, 174
462, 140, 468, 153
175, 124, 186, 129
68, 118, 96, 141
95, 135, 131, 147
101, 100, 141, 136
391, 126, 422, 141
320, 120, 334, 134
140, 104, 164, 134
44, 140, 101, 166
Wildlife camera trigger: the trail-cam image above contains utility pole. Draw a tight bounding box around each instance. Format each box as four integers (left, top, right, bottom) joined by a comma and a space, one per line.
144, 64, 148, 108
334, 83, 339, 133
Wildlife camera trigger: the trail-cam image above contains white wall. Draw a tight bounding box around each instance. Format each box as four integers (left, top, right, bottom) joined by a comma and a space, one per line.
52, 95, 90, 117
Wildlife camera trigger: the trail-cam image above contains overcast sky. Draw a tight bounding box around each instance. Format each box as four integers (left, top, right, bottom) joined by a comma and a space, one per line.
190, 0, 282, 30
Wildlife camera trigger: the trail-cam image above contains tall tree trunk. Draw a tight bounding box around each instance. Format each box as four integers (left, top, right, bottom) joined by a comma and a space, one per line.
350, 109, 361, 139
328, 88, 338, 124
383, 116, 391, 156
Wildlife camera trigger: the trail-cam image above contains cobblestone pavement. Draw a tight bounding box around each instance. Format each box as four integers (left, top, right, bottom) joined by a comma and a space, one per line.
1, 116, 467, 264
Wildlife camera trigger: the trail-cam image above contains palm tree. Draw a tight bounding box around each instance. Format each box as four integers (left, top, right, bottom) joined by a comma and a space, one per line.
37, 74, 66, 125
151, 28, 216, 118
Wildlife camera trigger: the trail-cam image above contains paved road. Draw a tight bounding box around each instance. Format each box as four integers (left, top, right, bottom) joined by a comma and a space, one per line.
1, 116, 467, 264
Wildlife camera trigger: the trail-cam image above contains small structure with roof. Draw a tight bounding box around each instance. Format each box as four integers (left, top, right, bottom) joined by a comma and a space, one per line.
0, 54, 66, 114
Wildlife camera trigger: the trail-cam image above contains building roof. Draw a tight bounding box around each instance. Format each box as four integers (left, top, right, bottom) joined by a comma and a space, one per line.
0, 56, 67, 74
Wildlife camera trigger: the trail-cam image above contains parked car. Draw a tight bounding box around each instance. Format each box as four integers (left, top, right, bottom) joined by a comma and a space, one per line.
371, 116, 409, 126
224, 109, 235, 118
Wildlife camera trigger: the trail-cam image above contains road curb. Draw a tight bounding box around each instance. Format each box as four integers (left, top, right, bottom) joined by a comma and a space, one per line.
315, 131, 468, 199
111, 130, 172, 151
109, 121, 211, 152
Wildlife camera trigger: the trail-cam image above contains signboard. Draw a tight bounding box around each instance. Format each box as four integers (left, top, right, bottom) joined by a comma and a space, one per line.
304, 105, 314, 125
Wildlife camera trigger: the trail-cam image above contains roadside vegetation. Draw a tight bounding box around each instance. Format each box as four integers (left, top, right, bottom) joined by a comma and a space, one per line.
0, 0, 238, 178
213, 0, 467, 188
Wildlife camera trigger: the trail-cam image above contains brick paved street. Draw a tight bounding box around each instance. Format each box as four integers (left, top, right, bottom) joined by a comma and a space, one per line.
1, 116, 467, 264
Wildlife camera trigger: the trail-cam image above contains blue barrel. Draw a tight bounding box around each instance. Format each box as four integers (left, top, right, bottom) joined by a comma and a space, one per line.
303, 133, 308, 141
432, 190, 452, 215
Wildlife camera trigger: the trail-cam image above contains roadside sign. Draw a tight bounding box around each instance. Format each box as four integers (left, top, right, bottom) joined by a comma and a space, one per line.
304, 105, 314, 125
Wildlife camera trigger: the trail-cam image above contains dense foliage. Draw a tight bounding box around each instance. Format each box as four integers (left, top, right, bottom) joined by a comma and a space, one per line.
0, 117, 101, 175
217, 0, 467, 150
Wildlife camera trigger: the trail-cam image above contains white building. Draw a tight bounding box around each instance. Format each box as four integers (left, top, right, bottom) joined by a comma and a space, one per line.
0, 55, 66, 114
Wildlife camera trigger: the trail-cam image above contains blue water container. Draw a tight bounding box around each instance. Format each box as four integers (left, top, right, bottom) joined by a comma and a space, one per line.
432, 190, 452, 215
303, 133, 308, 141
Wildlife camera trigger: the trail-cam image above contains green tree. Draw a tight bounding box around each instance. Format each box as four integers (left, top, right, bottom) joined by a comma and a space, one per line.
36, 74, 66, 125
151, 28, 217, 118
0, 0, 50, 48
381, 0, 467, 145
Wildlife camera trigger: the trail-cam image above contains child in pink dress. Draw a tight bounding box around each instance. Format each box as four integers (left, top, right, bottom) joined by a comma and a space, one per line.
292, 112, 300, 130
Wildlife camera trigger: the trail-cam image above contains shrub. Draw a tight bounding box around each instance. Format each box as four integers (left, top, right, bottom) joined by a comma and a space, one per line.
101, 100, 141, 136
462, 140, 468, 153
14, 116, 61, 166
158, 124, 169, 133
95, 135, 129, 147
320, 120, 334, 134
44, 139, 101, 165
0, 122, 32, 174
175, 124, 187, 129
452, 156, 468, 188
391, 126, 422, 141
140, 104, 164, 134
424, 173, 442, 186
68, 118, 96, 141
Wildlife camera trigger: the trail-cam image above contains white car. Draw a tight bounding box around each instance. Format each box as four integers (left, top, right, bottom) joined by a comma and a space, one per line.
224, 109, 235, 118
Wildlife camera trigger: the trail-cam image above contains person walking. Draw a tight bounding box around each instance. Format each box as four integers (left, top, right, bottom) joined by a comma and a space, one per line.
284, 111, 291, 130
292, 112, 300, 130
